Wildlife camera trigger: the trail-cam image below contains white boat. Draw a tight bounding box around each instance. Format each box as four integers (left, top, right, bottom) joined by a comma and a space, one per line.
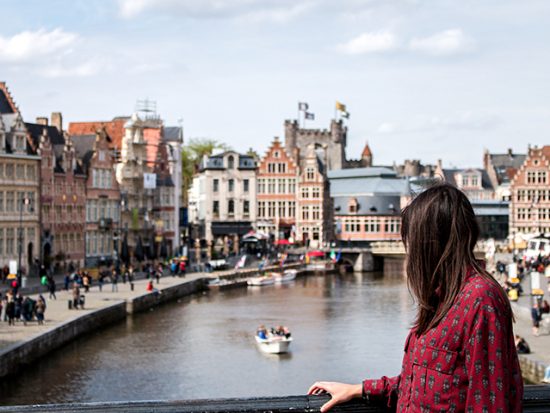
247, 275, 275, 286
255, 335, 293, 354
274, 269, 297, 284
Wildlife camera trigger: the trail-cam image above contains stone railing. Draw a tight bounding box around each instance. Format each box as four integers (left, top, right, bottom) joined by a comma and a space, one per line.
1, 387, 550, 413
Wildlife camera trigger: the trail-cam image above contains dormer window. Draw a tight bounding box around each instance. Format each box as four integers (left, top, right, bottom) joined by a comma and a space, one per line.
306, 167, 315, 181
228, 155, 234, 169
348, 198, 359, 213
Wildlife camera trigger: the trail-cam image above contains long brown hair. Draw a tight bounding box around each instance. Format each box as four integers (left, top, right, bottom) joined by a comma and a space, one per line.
401, 182, 509, 336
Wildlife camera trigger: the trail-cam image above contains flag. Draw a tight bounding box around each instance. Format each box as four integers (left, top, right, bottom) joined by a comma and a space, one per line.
235, 255, 246, 269
341, 111, 350, 119
336, 101, 346, 112
305, 112, 315, 120
298, 102, 309, 111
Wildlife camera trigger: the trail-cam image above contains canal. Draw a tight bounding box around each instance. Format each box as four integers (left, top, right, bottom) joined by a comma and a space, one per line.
0, 263, 413, 406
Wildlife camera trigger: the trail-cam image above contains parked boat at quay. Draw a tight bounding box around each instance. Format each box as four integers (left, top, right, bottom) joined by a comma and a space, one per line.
247, 274, 276, 287
274, 269, 297, 284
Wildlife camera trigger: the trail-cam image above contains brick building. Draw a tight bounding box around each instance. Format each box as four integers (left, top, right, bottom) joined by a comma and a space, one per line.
510, 145, 550, 236
0, 83, 41, 275
31, 114, 87, 269
256, 138, 298, 241
328, 168, 409, 244
72, 129, 121, 267
296, 144, 332, 248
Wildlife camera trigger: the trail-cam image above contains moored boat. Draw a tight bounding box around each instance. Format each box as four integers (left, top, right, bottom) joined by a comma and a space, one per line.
247, 275, 275, 286
274, 269, 297, 284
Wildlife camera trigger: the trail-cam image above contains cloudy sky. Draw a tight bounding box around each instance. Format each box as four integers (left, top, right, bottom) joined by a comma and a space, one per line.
1, 0, 549, 167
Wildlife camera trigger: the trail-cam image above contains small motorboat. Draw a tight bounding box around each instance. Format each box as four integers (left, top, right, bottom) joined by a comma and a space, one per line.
247, 275, 275, 286
255, 334, 292, 354
274, 269, 297, 284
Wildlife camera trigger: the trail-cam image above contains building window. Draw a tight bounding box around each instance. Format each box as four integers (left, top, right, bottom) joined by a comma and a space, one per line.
274, 151, 280, 158
301, 187, 309, 199
268, 179, 275, 194
312, 187, 320, 199
5, 164, 13, 179
268, 163, 276, 173
243, 179, 249, 192
6, 228, 14, 255
288, 179, 296, 193
0, 228, 3, 255
348, 198, 358, 214
228, 200, 234, 216
462, 176, 468, 187
213, 201, 219, 217
306, 168, 315, 181
16, 165, 24, 180
228, 179, 234, 192
258, 179, 265, 194
302, 206, 309, 220
26, 165, 36, 181
258, 201, 266, 218
0, 191, 3, 213
538, 171, 547, 184
243, 200, 250, 217
527, 171, 536, 184
312, 206, 320, 220
278, 179, 285, 193
267, 201, 276, 217
213, 179, 219, 192
228, 155, 235, 169
289, 201, 296, 218
6, 191, 14, 212
471, 176, 478, 186
278, 163, 286, 173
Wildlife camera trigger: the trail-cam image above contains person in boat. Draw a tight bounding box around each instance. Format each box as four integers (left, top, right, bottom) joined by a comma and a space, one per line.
308, 183, 523, 413
257, 325, 268, 339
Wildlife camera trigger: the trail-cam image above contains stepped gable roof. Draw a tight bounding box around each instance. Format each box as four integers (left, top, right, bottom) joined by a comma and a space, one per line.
68, 117, 128, 149
542, 145, 550, 160
0, 82, 17, 114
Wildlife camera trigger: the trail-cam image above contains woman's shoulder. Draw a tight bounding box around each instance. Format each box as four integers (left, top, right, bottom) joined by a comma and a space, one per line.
460, 272, 509, 314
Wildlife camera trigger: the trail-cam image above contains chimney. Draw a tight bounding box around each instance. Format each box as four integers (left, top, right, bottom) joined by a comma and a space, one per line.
36, 117, 48, 126
507, 148, 513, 156
51, 112, 63, 132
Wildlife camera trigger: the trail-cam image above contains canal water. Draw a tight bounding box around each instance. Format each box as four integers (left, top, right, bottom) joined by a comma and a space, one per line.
0, 262, 413, 405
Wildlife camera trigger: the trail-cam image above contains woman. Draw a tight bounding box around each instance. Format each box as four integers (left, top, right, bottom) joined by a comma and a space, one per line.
308, 183, 523, 412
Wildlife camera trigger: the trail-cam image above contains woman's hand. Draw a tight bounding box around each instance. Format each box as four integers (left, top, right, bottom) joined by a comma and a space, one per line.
307, 382, 362, 412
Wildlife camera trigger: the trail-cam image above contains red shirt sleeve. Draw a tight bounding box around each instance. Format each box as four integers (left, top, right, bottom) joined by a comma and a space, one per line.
363, 375, 400, 408
463, 297, 523, 412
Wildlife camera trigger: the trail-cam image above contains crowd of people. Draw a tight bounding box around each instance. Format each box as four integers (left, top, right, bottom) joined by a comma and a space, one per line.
0, 288, 47, 326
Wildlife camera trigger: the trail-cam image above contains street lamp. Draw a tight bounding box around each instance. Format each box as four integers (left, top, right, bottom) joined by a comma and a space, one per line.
117, 198, 126, 270
18, 196, 31, 284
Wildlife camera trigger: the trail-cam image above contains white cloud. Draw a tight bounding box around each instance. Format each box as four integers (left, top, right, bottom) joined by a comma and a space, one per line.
409, 29, 475, 56
376, 111, 502, 135
337, 31, 397, 54
118, 0, 309, 21
38, 60, 105, 78
0, 28, 77, 62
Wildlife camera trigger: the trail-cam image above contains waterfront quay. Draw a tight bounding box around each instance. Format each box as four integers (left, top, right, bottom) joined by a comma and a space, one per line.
0, 264, 301, 379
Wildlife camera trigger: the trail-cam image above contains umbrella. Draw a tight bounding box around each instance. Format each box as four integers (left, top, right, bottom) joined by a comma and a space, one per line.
134, 236, 144, 262
306, 250, 325, 258
120, 235, 130, 265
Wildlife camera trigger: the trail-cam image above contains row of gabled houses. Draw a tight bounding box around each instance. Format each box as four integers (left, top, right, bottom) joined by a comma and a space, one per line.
188, 115, 550, 253
0, 82, 183, 274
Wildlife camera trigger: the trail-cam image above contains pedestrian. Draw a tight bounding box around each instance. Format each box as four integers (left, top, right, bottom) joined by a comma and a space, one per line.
35, 296, 46, 324
308, 183, 523, 413
48, 276, 57, 300
83, 273, 90, 293
6, 292, 15, 325
155, 263, 162, 284
531, 302, 542, 336
179, 259, 186, 277
72, 283, 80, 309
98, 272, 104, 292
64, 273, 70, 291
111, 268, 119, 292
128, 265, 134, 284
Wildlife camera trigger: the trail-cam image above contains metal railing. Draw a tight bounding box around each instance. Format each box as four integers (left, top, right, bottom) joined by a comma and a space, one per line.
1, 386, 549, 412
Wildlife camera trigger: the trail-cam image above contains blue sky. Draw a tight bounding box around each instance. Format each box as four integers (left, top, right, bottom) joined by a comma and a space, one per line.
1, 0, 549, 167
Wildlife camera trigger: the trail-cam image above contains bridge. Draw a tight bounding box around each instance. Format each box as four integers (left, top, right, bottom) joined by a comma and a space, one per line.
1, 388, 548, 412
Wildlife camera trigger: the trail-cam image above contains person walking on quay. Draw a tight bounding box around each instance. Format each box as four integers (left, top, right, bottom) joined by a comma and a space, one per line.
155, 263, 163, 284
98, 271, 104, 292
531, 302, 542, 336
308, 183, 523, 413
35, 296, 46, 325
6, 291, 15, 325
48, 276, 57, 300
64, 273, 70, 291
72, 283, 80, 310
83, 272, 90, 293
179, 259, 186, 277
111, 267, 119, 292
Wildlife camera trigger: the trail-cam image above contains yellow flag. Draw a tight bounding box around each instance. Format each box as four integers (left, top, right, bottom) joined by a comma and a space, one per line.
336, 101, 346, 112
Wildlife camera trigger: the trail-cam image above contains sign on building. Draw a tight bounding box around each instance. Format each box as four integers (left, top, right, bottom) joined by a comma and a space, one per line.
144, 173, 157, 189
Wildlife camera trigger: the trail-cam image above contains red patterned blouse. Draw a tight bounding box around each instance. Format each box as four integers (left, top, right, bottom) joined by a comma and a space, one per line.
363, 272, 523, 412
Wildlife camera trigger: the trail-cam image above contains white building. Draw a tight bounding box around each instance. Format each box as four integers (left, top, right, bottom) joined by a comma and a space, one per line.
188, 151, 256, 255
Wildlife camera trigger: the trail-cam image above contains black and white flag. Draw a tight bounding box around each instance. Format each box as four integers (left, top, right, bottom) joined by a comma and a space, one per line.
298, 102, 309, 111
305, 112, 315, 120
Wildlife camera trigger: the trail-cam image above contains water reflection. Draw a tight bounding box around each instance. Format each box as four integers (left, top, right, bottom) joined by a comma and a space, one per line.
0, 267, 413, 406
